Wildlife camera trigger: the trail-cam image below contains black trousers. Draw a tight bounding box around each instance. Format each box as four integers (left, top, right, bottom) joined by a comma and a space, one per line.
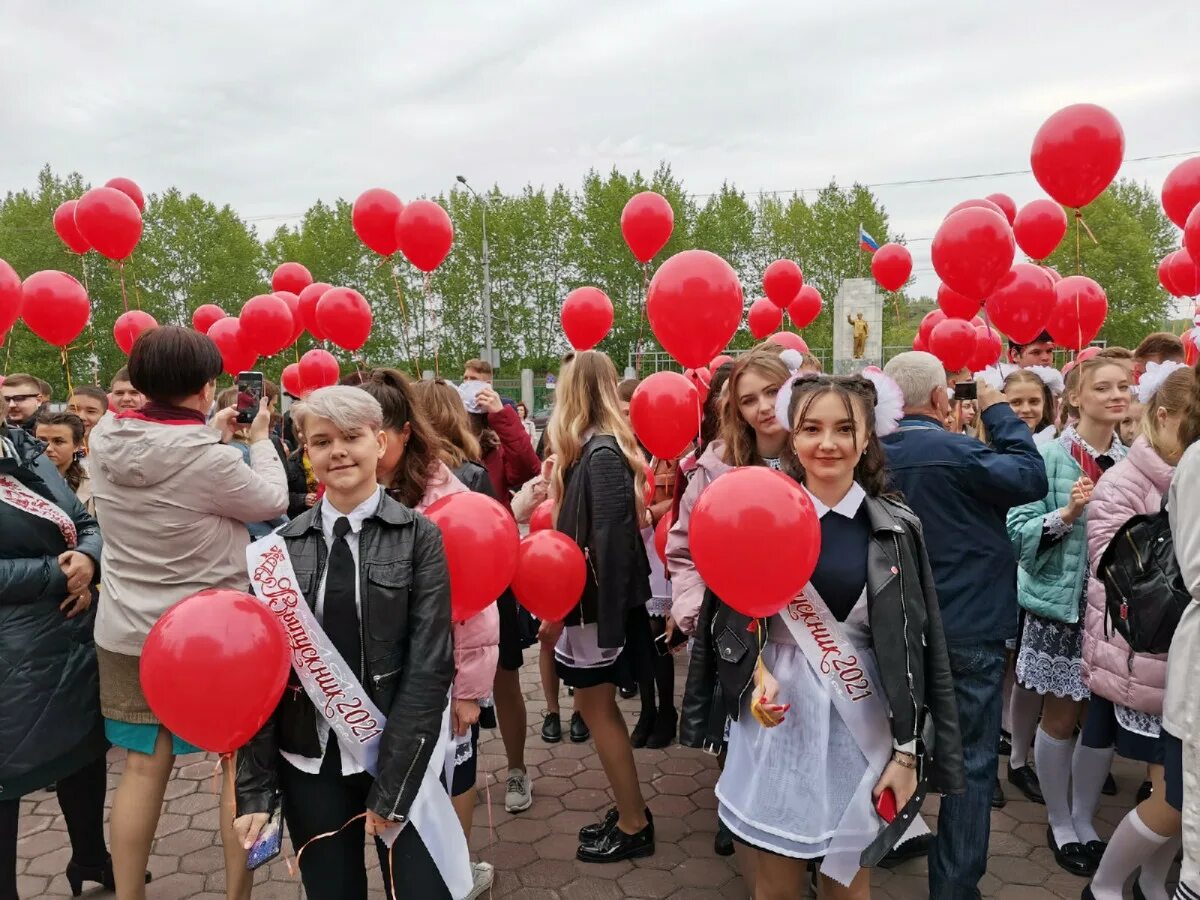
279, 747, 450, 900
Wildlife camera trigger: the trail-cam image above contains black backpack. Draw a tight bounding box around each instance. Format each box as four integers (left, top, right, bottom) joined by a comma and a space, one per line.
1096, 499, 1191, 655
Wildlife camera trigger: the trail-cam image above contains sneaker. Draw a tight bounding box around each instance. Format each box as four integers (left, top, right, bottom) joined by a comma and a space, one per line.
570, 711, 590, 743
541, 711, 562, 744
465, 861, 494, 899
505, 768, 532, 813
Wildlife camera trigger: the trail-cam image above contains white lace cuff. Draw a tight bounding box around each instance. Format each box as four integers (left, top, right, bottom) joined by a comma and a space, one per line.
1043, 510, 1073, 538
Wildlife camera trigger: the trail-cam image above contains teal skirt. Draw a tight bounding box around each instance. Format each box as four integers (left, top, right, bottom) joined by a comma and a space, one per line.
104, 719, 203, 756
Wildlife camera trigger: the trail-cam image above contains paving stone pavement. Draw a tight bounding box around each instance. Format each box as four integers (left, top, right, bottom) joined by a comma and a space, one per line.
16, 656, 1165, 898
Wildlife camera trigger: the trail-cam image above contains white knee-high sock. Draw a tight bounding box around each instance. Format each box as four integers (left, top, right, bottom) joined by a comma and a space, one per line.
1072, 742, 1115, 844
1089, 808, 1171, 899
1037, 727, 1079, 846
1137, 828, 1181, 900
1009, 686, 1042, 769
1002, 662, 1016, 734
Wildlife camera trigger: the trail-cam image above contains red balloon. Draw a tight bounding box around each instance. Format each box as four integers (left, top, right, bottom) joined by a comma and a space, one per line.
140, 589, 290, 754
273, 291, 305, 344
710, 354, 734, 370
352, 188, 404, 256
871, 243, 912, 292
1012, 199, 1068, 261
511, 531, 586, 622
1185, 206, 1200, 272
928, 318, 978, 372
762, 259, 804, 308
1075, 346, 1101, 364
424, 492, 519, 622
654, 511, 673, 567
240, 293, 296, 357
690, 467, 821, 618
272, 262, 312, 295
787, 285, 822, 329
73, 187, 142, 261
629, 371, 701, 460
297, 282, 333, 340
946, 198, 1007, 219
1030, 104, 1124, 209
986, 193, 1017, 226
280, 362, 307, 398
936, 283, 980, 320
1158, 256, 1182, 297
0, 260, 22, 338
912, 334, 927, 352
316, 287, 373, 352
969, 324, 1003, 372
647, 250, 743, 368
768, 331, 809, 353
113, 310, 158, 355
1167, 250, 1200, 298
620, 191, 674, 263
192, 304, 226, 334
561, 287, 613, 350
299, 348, 340, 391
685, 366, 712, 393
1161, 158, 1200, 228
1042, 266, 1062, 284
986, 263, 1056, 345
104, 177, 146, 212
969, 315, 986, 329
747, 297, 783, 339
53, 200, 90, 254
918, 309, 947, 347
207, 317, 259, 376
396, 200, 454, 272
529, 499, 554, 533
21, 271, 89, 347
1046, 276, 1108, 350
932, 207, 1015, 300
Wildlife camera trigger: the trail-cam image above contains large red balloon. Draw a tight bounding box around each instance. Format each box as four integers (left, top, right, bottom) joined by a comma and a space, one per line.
768, 331, 809, 353
272, 262, 312, 295
21, 271, 89, 347
297, 282, 333, 340
316, 287, 373, 352
690, 467, 821, 618
912, 334, 927, 352
647, 250, 743, 368
396, 200, 454, 272
511, 531, 586, 622
1042, 266, 1062, 284
1167, 250, 1200, 298
1158, 255, 1182, 296
240, 293, 296, 357
969, 325, 1003, 372
192, 304, 226, 334
787, 285, 822, 329
1030, 104, 1124, 209
561, 287, 613, 350
654, 511, 673, 567
299, 348, 340, 390
424, 492, 519, 622
207, 317, 259, 376
1047, 276, 1108, 350
710, 354, 734, 370
73, 187, 142, 261
918, 309, 947, 347
105, 177, 145, 212
928, 318, 978, 372
529, 499, 553, 533
629, 371, 701, 460
986, 193, 1017, 225
0, 260, 22, 339
936, 283, 981, 320
620, 192, 674, 263
1012, 199, 1068, 261
352, 188, 404, 256
932, 207, 1015, 300
280, 362, 307, 398
946, 198, 1006, 219
53, 201, 90, 254
762, 259, 804, 308
273, 291, 305, 344
140, 589, 290, 754
987, 263, 1055, 345
114, 310, 158, 355
871, 243, 912, 292
1162, 158, 1200, 228
1185, 206, 1200, 270
747, 297, 783, 339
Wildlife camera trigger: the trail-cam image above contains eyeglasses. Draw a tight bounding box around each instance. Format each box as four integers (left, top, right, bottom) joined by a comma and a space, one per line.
3, 394, 38, 404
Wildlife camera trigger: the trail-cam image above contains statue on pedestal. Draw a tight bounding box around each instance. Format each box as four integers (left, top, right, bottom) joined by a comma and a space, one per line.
848, 312, 869, 359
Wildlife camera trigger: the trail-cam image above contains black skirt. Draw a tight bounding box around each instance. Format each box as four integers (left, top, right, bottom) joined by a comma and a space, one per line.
555, 605, 653, 690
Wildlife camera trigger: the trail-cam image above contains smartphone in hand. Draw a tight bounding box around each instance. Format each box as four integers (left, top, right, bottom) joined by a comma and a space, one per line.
654, 628, 689, 657
875, 787, 897, 823
236, 371, 264, 425
246, 802, 283, 870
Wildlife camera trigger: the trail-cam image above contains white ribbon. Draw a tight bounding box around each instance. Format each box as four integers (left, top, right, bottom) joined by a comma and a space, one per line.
0, 473, 77, 548
247, 533, 472, 899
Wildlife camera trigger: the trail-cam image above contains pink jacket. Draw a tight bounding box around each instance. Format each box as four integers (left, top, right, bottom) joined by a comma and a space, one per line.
1082, 436, 1172, 715
417, 462, 500, 701
666, 441, 732, 636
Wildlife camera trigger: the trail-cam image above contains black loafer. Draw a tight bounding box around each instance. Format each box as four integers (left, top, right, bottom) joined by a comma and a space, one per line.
619, 685, 637, 700
992, 777, 1007, 809
1007, 763, 1045, 804
1047, 826, 1097, 877
570, 711, 590, 743
1136, 780, 1153, 804
580, 806, 652, 842
577, 819, 655, 863
714, 819, 734, 857
998, 731, 1012, 757
1084, 840, 1107, 864
878, 832, 933, 869
541, 712, 562, 744
1102, 772, 1118, 796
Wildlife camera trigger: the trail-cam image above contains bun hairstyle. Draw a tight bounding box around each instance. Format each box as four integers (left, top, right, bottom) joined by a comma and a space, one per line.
356, 368, 442, 508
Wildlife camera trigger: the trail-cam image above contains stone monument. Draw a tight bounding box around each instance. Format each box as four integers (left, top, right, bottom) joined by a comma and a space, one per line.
832, 278, 883, 374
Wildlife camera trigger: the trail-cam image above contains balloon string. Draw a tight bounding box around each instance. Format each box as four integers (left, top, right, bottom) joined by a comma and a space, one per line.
285, 810, 400, 900
424, 273, 438, 379
59, 347, 74, 397
118, 262, 130, 313
388, 266, 419, 377
128, 256, 143, 310
634, 262, 650, 376
1075, 209, 1098, 245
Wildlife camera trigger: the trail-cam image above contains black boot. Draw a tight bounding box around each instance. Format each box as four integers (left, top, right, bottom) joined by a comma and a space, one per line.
645, 707, 677, 749
630, 709, 656, 749
66, 855, 151, 897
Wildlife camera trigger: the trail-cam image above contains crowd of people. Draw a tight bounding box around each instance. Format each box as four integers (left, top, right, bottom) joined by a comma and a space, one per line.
2, 323, 1200, 900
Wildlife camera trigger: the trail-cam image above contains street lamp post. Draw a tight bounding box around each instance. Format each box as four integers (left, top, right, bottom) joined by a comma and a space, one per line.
456, 175, 493, 368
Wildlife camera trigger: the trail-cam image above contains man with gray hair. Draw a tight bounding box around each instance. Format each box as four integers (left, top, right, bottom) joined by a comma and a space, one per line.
881, 351, 1047, 900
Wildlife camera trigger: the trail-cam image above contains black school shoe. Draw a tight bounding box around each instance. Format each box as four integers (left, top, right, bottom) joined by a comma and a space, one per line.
713, 818, 734, 857
541, 712, 562, 744
1007, 763, 1045, 804
1137, 780, 1153, 803
577, 819, 655, 863
1047, 826, 1097, 877
570, 711, 590, 743
579, 806, 653, 842
998, 730, 1012, 757
992, 777, 1007, 809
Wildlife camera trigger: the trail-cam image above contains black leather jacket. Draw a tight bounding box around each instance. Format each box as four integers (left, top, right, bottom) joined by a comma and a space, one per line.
680, 493, 965, 795
235, 493, 454, 824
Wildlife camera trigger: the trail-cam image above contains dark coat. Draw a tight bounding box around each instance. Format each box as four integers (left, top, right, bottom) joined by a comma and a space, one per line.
0, 426, 105, 796
680, 493, 966, 796
480, 405, 540, 511
453, 460, 493, 497
235, 493, 454, 827
285, 448, 312, 519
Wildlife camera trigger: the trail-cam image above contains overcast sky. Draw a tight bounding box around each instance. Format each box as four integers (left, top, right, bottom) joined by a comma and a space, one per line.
2, 1, 1198, 302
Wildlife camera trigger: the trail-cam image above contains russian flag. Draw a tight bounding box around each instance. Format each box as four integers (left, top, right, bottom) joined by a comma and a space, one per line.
859, 225, 879, 253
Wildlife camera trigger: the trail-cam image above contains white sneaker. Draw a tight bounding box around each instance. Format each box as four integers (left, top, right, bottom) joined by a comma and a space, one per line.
466, 861, 494, 899
504, 767, 532, 813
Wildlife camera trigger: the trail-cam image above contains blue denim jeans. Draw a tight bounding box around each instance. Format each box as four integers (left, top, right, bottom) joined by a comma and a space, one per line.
929, 642, 1007, 900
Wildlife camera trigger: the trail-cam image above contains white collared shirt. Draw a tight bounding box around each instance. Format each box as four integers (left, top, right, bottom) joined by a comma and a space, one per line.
802, 481, 867, 520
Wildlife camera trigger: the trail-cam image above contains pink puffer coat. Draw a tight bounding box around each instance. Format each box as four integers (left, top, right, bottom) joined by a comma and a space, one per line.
1082, 436, 1172, 715
666, 441, 732, 636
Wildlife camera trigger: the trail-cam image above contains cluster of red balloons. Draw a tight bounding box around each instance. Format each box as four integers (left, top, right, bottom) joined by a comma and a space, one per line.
53, 177, 145, 261
352, 188, 455, 272
1158, 158, 1200, 298
916, 308, 1003, 373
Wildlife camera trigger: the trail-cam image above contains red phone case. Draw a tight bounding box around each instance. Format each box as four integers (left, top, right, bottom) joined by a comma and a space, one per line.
875, 787, 897, 823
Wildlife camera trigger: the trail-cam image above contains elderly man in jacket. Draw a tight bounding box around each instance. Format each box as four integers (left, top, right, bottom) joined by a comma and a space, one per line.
881, 351, 1048, 900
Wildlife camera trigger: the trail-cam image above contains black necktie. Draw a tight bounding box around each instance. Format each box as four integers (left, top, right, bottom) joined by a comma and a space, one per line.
324, 516, 361, 680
